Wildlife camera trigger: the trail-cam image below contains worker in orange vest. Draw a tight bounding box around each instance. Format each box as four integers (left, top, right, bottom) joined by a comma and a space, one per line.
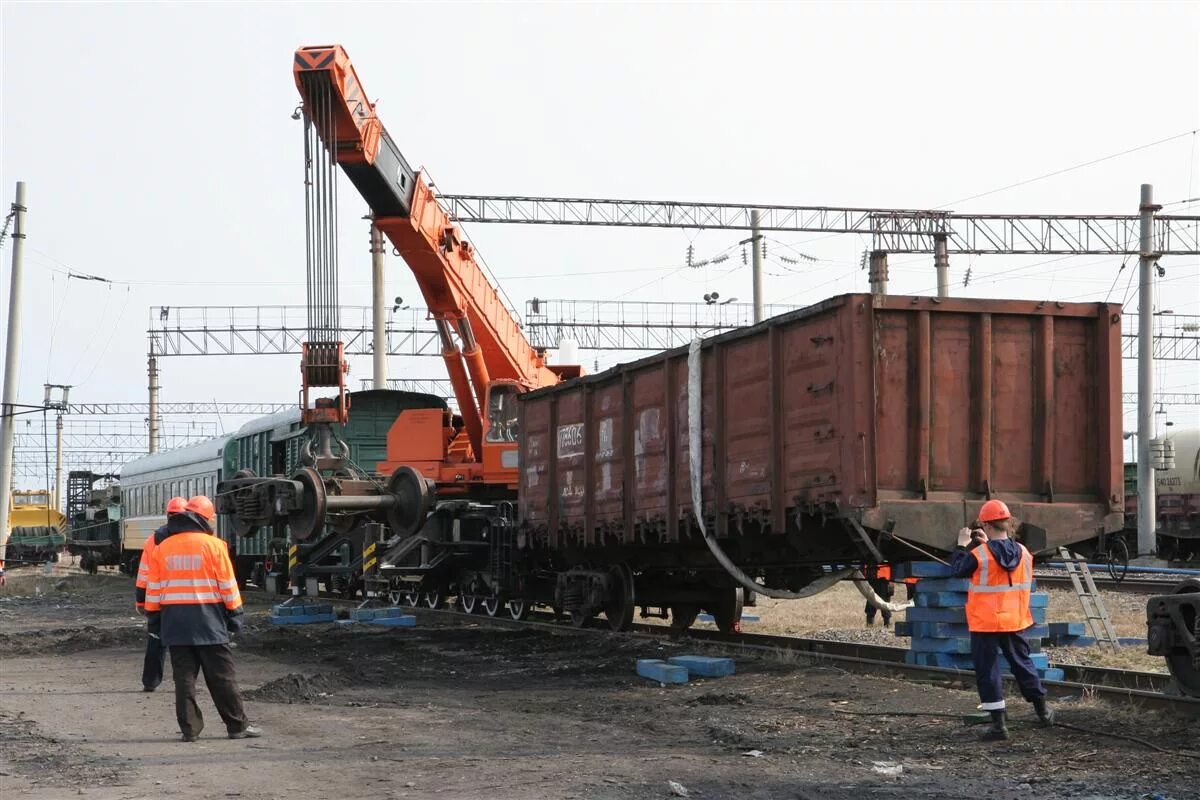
949, 499, 1053, 740
136, 496, 187, 691
145, 495, 262, 742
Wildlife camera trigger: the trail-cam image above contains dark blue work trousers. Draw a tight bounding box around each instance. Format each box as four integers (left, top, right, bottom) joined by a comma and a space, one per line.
970, 630, 1046, 711
142, 634, 167, 690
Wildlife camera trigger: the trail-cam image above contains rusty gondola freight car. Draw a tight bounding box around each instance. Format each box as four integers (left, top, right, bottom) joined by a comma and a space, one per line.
517, 293, 1124, 628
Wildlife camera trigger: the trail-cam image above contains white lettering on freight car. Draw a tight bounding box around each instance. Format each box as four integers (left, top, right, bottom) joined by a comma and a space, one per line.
597, 418, 614, 459
557, 423, 585, 457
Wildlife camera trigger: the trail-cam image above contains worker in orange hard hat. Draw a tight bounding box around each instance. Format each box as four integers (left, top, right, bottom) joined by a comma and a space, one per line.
135, 496, 187, 692
949, 499, 1053, 740
864, 563, 896, 627
145, 495, 261, 742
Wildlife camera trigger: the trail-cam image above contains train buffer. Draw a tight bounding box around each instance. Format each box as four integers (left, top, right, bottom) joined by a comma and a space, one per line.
1057, 547, 1119, 648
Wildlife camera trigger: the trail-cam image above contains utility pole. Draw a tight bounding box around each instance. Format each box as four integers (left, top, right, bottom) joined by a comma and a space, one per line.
55, 414, 64, 510
751, 209, 763, 323
933, 235, 950, 298
0, 182, 27, 567
868, 251, 889, 298
1137, 183, 1160, 556
370, 221, 387, 388
147, 344, 160, 454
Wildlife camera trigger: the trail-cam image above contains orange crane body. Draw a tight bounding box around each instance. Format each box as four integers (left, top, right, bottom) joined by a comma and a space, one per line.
293, 45, 578, 494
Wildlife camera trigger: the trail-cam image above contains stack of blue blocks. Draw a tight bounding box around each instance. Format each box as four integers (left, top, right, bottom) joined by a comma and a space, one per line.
350, 606, 417, 626
270, 601, 336, 625
636, 655, 736, 685
892, 561, 1063, 683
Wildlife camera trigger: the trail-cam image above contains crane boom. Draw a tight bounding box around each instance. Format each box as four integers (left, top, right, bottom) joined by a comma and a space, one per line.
293, 45, 564, 463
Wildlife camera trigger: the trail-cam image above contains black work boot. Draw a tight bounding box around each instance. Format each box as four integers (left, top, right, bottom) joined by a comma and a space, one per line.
1033, 698, 1055, 727
980, 710, 1009, 741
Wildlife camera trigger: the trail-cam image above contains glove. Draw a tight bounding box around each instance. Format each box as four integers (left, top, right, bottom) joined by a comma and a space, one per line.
147, 611, 162, 637
225, 609, 246, 635
957, 527, 972, 547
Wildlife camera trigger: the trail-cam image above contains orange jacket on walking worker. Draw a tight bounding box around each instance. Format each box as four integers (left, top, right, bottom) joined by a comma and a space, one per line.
145, 496, 244, 646
135, 496, 187, 612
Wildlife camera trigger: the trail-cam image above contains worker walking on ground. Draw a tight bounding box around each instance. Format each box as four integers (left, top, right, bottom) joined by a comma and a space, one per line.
135, 496, 187, 692
864, 563, 896, 627
145, 495, 262, 742
949, 499, 1053, 741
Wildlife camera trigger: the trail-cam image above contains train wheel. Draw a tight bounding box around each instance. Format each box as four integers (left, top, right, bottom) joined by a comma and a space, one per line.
706, 588, 745, 634
403, 590, 421, 607
1106, 538, 1130, 583
387, 587, 403, 606
460, 594, 478, 614
604, 564, 635, 632
507, 598, 531, 621
482, 595, 503, 617
669, 604, 700, 632
423, 591, 445, 610
1165, 578, 1200, 698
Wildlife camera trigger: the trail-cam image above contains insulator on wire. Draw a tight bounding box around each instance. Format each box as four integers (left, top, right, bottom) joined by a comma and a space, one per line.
686, 243, 695, 267
761, 239, 767, 259
742, 247, 748, 265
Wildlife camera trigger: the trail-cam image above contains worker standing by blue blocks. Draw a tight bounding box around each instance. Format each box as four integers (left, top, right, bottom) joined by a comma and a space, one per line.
950, 499, 1054, 741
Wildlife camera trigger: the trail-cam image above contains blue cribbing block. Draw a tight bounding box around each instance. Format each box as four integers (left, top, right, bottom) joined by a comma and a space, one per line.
907, 607, 967, 623
374, 606, 409, 618
668, 655, 736, 678
893, 621, 912, 637
368, 615, 417, 627
910, 622, 971, 639
1030, 608, 1047, 625
350, 608, 376, 621
892, 561, 956, 580
912, 578, 970, 593
270, 613, 336, 625
910, 636, 973, 654
1023, 625, 1049, 640
1040, 668, 1065, 682
636, 659, 688, 685
905, 651, 974, 669
915, 592, 968, 608
1029, 592, 1049, 608
1049, 622, 1086, 637
271, 604, 293, 616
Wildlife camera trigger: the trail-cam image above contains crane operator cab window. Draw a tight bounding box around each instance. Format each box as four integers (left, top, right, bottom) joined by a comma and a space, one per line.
486, 384, 520, 443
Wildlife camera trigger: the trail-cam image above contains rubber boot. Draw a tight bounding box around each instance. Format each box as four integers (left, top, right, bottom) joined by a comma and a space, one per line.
980, 710, 1009, 741
1033, 698, 1055, 727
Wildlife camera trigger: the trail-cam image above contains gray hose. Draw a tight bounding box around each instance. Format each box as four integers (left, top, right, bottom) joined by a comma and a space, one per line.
687, 338, 910, 612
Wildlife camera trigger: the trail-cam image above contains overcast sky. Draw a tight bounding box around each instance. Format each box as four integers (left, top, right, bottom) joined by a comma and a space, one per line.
1, 2, 1198, 482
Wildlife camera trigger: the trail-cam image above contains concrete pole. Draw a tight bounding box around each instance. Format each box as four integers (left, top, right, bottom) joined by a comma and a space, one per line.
751, 209, 763, 323
54, 414, 63, 511
147, 350, 159, 454
0, 181, 27, 567
868, 251, 889, 297
370, 222, 387, 389
934, 235, 950, 298
1136, 183, 1159, 556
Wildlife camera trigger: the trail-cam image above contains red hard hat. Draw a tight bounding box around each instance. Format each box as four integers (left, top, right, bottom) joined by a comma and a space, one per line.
979, 499, 1012, 523
186, 495, 216, 521
166, 496, 187, 515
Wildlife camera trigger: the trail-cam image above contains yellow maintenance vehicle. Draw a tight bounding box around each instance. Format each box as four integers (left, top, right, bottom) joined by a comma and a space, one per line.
6, 490, 68, 564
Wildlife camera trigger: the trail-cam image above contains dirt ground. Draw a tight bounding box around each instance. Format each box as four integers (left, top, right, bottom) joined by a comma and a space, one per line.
1, 568, 1197, 800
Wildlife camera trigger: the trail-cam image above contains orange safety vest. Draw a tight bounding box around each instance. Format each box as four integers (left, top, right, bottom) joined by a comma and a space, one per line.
134, 534, 157, 610
965, 541, 1034, 633
144, 531, 242, 613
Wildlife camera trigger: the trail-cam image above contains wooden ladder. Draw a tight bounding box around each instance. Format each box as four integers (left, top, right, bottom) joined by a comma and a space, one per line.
1057, 547, 1119, 649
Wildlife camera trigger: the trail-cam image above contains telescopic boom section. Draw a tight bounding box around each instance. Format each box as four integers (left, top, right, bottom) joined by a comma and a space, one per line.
294, 45, 562, 457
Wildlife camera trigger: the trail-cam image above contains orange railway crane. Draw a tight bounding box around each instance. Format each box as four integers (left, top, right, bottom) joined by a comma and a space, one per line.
292, 44, 577, 492
219, 46, 577, 586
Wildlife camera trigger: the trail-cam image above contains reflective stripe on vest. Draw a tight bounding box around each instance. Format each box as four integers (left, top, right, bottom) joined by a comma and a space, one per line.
143, 531, 242, 612
966, 542, 1034, 633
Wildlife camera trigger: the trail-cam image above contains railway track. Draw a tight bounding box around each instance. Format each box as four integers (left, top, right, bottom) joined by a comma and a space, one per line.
296, 595, 1200, 718
1034, 574, 1182, 595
